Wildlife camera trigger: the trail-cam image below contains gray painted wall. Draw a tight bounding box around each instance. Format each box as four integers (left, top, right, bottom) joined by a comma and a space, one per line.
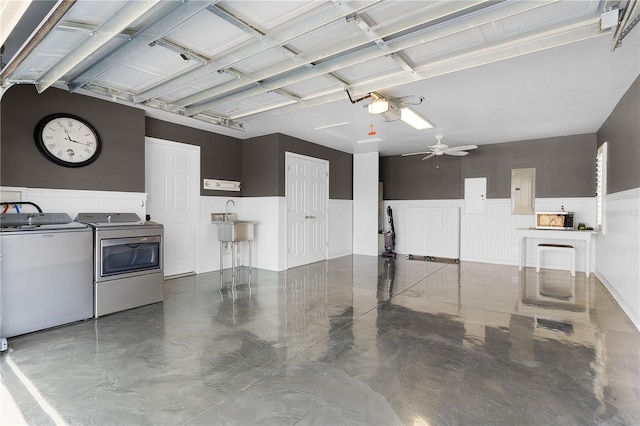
1, 85, 354, 200
242, 134, 280, 197
243, 134, 353, 199
1, 85, 146, 192
597, 76, 640, 193
279, 134, 353, 200
381, 154, 462, 200
381, 133, 597, 200
145, 117, 243, 197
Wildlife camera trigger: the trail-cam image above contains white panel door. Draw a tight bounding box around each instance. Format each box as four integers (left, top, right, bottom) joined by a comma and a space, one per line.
286, 153, 328, 268
287, 155, 309, 268
307, 158, 328, 264
145, 137, 200, 277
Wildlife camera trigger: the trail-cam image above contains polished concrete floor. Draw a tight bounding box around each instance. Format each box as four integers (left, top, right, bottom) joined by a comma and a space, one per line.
1, 256, 639, 425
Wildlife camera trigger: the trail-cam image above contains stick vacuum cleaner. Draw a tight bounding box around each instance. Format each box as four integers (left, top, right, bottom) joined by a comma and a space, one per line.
381, 206, 396, 258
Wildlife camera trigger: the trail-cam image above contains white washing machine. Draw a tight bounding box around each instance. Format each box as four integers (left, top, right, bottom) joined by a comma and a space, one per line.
0, 213, 94, 350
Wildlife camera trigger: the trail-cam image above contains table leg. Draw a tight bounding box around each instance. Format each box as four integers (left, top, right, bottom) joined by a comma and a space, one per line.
231, 242, 237, 285
585, 240, 591, 277
219, 241, 223, 285
519, 236, 525, 271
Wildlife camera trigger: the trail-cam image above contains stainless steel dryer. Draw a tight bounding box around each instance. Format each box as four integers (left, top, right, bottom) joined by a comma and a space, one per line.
75, 213, 164, 317
0, 213, 94, 349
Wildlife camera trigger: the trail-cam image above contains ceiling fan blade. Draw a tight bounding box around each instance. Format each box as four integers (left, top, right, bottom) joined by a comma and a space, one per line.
422, 152, 436, 160
446, 144, 478, 152
402, 151, 430, 157
445, 150, 469, 156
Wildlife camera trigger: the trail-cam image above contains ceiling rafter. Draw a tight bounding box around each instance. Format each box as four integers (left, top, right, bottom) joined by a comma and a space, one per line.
206, 2, 343, 100
348, 11, 415, 73
182, 0, 551, 117
133, 0, 381, 104
228, 14, 608, 122
172, 1, 494, 112
36, 0, 161, 93
150, 38, 212, 64
0, 0, 76, 85
66, 1, 218, 93
3, 0, 627, 143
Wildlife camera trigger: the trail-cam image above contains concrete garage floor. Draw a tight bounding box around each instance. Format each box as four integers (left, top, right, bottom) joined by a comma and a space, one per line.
1, 256, 638, 425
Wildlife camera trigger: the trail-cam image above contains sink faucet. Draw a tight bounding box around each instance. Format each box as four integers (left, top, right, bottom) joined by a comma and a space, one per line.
225, 199, 235, 221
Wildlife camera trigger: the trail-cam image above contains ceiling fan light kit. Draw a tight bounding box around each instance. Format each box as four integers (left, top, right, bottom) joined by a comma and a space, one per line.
367, 97, 390, 115
367, 93, 433, 130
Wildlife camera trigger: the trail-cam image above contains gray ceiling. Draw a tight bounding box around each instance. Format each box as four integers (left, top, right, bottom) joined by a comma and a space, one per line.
2, 0, 639, 156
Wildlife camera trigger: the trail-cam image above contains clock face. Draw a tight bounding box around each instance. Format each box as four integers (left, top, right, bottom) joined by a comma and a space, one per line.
35, 114, 101, 167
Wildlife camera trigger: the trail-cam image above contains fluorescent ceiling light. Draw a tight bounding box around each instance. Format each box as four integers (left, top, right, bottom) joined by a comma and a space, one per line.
368, 98, 390, 114
314, 121, 349, 130
400, 106, 434, 129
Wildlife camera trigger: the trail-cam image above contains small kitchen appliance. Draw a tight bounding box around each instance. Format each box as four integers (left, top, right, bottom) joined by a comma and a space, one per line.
536, 211, 574, 230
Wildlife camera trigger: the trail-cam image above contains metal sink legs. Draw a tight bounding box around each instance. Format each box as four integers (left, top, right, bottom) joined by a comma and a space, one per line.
219, 240, 253, 287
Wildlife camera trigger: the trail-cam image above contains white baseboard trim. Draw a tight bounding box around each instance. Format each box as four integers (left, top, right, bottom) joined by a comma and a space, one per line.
595, 270, 640, 332
460, 257, 518, 266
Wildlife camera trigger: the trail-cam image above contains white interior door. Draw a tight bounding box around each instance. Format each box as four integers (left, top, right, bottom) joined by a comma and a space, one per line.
307, 158, 328, 264
286, 153, 328, 268
287, 155, 309, 268
145, 137, 200, 277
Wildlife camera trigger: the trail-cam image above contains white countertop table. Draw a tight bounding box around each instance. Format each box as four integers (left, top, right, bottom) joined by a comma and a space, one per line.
515, 228, 597, 277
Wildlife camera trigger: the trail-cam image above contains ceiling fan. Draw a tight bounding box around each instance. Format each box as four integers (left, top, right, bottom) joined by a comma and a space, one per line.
402, 135, 478, 160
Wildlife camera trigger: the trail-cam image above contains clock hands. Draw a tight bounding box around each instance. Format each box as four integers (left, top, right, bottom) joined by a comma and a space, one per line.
61, 126, 91, 146
65, 137, 90, 146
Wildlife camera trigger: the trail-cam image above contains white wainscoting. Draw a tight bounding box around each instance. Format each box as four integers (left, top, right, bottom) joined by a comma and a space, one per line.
462, 197, 596, 271
595, 187, 640, 331
385, 197, 596, 271
329, 199, 353, 259
197, 196, 284, 273
405, 205, 460, 259
383, 200, 463, 258
240, 197, 285, 272
1, 189, 351, 274
198, 197, 353, 273
0, 186, 147, 219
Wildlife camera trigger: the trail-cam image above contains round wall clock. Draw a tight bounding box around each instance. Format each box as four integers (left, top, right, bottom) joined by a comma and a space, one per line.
34, 113, 101, 167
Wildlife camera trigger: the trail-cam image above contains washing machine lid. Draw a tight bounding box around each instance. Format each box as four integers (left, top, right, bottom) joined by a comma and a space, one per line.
75, 212, 144, 226
0, 213, 88, 231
